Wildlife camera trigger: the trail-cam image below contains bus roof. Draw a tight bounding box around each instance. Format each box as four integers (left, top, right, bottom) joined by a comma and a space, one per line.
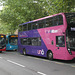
6, 34, 18, 38
19, 13, 64, 26
19, 21, 33, 26
7, 34, 18, 36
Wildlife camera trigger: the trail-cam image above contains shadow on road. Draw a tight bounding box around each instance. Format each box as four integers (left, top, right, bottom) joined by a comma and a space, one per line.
25, 54, 75, 64
53, 59, 75, 64
1, 51, 75, 64
6, 50, 17, 52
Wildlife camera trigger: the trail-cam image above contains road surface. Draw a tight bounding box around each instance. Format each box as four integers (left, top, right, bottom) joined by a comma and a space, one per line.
0, 51, 75, 75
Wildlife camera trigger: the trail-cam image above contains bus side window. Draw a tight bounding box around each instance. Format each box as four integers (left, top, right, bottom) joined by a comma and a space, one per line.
31, 37, 41, 46
38, 20, 45, 28
45, 17, 53, 27
58, 15, 63, 25
32, 38, 38, 46
28, 23, 31, 30
56, 36, 65, 47
38, 37, 41, 46
32, 22, 38, 29
23, 24, 28, 31
28, 38, 32, 45
53, 15, 63, 26
21, 38, 28, 45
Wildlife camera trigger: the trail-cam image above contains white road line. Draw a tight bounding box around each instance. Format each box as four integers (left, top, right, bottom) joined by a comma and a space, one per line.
37, 71, 46, 75
0, 57, 2, 59
7, 60, 25, 68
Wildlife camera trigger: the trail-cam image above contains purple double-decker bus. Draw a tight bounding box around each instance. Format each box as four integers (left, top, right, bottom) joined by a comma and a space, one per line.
18, 13, 75, 60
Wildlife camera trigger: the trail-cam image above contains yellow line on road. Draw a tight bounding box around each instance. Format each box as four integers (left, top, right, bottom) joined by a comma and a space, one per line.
71, 65, 75, 68
27, 56, 39, 59
55, 62, 64, 65
43, 60, 49, 62
27, 56, 32, 58
34, 58, 40, 60
20, 55, 24, 56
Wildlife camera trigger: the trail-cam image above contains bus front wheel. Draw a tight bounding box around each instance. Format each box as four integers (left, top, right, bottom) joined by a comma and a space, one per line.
23, 49, 26, 55
47, 51, 53, 60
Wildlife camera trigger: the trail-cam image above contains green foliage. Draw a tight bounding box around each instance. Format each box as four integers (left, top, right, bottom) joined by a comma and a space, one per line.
38, 0, 75, 15
0, 0, 47, 34
0, 0, 75, 34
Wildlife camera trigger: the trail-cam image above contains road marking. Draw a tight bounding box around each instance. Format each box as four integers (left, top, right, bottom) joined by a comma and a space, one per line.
27, 56, 33, 58
43, 60, 49, 62
7, 60, 25, 67
34, 58, 40, 60
55, 62, 64, 65
27, 56, 40, 60
0, 57, 2, 59
37, 71, 46, 75
20, 55, 24, 56
71, 65, 75, 68
26, 56, 75, 69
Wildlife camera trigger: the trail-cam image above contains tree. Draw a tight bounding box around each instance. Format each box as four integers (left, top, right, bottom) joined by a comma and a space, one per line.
0, 0, 75, 34
0, 0, 47, 34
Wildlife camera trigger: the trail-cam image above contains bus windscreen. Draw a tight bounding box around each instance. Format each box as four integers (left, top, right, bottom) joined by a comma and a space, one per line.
0, 35, 6, 48
66, 13, 75, 49
9, 36, 18, 45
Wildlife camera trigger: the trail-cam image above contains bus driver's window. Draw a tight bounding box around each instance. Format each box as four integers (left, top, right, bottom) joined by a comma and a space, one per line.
56, 36, 65, 47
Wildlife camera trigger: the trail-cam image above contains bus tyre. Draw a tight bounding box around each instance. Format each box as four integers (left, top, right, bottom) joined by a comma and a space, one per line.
47, 51, 53, 60
23, 49, 26, 55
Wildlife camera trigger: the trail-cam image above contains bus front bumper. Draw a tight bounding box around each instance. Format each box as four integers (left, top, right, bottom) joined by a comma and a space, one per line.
0, 47, 6, 51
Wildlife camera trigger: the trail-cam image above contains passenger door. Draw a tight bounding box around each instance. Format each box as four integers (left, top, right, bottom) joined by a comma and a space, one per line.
55, 36, 65, 58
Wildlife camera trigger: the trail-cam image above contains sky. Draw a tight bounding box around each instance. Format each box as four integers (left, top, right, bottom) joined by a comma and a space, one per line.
0, 1, 4, 10
0, 6, 3, 10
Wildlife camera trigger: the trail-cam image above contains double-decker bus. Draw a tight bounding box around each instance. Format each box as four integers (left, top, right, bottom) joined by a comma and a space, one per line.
6, 35, 18, 51
0, 34, 6, 53
18, 13, 75, 60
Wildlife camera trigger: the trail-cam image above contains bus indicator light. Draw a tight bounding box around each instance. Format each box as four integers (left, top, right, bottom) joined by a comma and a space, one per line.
1, 36, 4, 38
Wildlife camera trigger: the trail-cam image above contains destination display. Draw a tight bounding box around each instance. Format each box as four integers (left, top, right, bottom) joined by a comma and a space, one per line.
71, 27, 75, 31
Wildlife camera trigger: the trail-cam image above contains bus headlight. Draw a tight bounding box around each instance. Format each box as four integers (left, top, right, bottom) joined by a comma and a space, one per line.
68, 49, 72, 55
10, 46, 12, 48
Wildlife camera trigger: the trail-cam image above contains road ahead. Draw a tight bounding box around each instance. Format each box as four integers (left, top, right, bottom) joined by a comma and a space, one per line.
0, 51, 75, 75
